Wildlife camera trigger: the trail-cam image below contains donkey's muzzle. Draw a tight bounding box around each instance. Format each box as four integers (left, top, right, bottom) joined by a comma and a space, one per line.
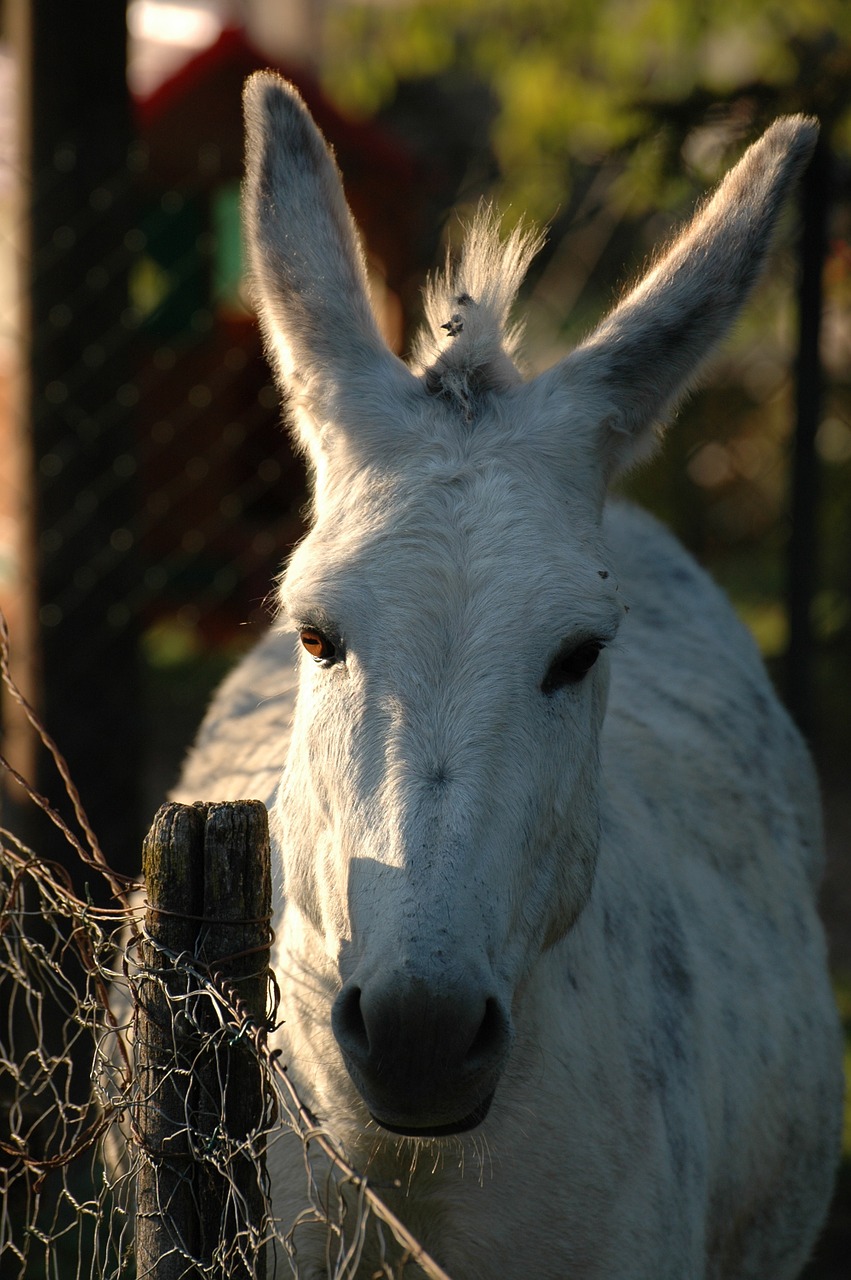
373, 1090, 495, 1138
331, 973, 512, 1137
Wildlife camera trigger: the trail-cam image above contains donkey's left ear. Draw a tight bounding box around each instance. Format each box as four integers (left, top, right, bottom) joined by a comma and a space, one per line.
543, 116, 818, 480
243, 73, 412, 446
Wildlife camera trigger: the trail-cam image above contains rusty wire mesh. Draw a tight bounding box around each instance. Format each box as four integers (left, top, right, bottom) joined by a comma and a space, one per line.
0, 616, 452, 1280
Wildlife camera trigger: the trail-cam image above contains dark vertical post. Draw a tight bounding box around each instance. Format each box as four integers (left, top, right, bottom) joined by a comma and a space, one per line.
786, 136, 829, 733
136, 800, 272, 1280
196, 802, 271, 1278
19, 0, 141, 878
136, 804, 205, 1280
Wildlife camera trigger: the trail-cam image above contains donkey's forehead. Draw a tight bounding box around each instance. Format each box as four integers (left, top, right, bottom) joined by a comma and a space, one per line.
283, 449, 616, 626
303, 443, 602, 556
318, 394, 603, 518
318, 376, 603, 493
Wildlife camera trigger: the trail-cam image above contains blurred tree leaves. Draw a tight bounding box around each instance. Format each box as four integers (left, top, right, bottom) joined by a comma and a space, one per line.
325, 0, 851, 220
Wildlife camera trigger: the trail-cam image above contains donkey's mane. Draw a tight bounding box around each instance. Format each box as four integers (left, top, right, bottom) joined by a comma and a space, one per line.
411, 207, 545, 412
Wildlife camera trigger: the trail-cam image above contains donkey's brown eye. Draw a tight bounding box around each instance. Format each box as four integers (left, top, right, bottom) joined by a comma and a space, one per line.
300, 627, 336, 662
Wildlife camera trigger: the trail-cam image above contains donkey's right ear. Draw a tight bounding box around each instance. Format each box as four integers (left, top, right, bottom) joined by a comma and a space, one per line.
243, 73, 411, 446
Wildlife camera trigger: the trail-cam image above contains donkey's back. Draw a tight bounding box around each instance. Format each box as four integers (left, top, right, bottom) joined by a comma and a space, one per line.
596, 503, 837, 1275
605, 500, 823, 889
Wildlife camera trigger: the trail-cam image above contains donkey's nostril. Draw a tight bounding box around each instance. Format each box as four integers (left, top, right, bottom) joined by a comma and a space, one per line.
332, 984, 370, 1059
466, 996, 509, 1069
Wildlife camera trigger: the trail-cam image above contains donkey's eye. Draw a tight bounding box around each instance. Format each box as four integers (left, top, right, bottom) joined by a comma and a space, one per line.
542, 640, 603, 695
299, 627, 337, 663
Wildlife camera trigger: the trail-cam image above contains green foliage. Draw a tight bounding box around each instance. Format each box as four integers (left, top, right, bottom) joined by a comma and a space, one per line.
326, 0, 851, 218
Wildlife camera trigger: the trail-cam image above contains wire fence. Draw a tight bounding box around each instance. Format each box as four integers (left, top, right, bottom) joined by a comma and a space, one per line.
0, 613, 454, 1280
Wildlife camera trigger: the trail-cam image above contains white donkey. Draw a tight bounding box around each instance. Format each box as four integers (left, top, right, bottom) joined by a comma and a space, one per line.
176, 73, 843, 1279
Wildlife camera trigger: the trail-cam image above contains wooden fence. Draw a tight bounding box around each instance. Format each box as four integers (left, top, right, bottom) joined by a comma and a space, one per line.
135, 800, 272, 1280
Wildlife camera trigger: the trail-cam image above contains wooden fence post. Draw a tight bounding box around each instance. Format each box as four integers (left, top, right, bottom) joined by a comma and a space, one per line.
135, 800, 272, 1280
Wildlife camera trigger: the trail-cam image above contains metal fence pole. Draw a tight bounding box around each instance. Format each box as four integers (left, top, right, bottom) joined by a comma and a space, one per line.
135, 800, 271, 1280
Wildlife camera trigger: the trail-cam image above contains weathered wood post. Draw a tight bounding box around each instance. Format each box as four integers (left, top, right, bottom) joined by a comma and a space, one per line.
135, 800, 272, 1280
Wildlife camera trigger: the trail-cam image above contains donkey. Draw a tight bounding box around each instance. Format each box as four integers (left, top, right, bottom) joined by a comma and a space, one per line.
175, 72, 843, 1279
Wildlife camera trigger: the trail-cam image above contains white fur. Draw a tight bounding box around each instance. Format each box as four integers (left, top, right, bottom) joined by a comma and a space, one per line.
175, 76, 843, 1279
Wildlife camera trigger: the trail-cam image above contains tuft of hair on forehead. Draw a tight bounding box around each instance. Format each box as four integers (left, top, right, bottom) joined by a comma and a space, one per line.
411, 205, 545, 415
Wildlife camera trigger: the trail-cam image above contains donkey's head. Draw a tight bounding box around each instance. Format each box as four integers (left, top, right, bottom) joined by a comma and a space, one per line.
244, 73, 816, 1136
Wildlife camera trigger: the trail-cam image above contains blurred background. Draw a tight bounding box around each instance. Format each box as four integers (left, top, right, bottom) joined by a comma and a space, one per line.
0, 0, 848, 1269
